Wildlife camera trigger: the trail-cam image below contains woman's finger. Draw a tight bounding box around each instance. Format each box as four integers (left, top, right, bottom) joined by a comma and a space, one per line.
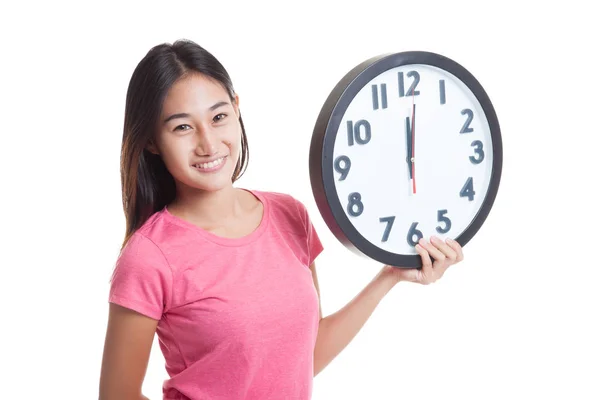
418, 238, 446, 265
430, 236, 458, 263
415, 243, 434, 283
445, 238, 464, 262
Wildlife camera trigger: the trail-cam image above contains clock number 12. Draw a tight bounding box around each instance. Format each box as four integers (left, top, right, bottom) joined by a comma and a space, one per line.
398, 71, 421, 97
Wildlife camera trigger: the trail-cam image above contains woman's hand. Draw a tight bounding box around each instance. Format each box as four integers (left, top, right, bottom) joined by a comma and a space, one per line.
382, 236, 464, 285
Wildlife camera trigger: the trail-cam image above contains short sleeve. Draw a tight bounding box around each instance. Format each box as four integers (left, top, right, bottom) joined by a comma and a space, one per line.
108, 232, 173, 320
295, 199, 324, 266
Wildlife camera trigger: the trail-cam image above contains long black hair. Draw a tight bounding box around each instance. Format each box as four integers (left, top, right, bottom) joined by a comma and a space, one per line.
119, 39, 249, 250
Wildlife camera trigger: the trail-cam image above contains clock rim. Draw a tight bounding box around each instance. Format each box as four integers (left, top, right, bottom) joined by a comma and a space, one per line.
309, 51, 503, 268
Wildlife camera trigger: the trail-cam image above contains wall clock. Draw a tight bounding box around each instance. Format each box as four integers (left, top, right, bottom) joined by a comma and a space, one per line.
309, 51, 502, 268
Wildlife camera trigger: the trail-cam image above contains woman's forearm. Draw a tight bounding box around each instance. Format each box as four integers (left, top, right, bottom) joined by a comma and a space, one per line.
313, 268, 398, 376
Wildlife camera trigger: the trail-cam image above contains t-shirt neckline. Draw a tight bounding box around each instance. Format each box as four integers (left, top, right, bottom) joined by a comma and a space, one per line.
160, 188, 270, 247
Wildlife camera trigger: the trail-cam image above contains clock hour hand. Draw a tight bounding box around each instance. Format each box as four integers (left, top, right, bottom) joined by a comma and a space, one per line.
405, 116, 412, 180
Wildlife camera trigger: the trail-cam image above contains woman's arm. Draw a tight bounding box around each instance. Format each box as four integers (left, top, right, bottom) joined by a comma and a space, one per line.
311, 264, 398, 376
311, 236, 463, 376
99, 303, 158, 400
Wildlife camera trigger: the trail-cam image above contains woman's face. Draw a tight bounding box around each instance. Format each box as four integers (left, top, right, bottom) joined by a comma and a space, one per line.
149, 72, 241, 194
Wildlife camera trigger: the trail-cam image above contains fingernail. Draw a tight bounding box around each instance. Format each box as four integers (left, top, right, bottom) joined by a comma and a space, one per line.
445, 238, 454, 244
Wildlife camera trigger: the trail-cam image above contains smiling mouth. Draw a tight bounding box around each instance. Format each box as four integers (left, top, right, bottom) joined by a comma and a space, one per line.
192, 156, 226, 170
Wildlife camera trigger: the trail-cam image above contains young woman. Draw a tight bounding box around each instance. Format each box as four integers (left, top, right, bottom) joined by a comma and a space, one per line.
99, 39, 464, 400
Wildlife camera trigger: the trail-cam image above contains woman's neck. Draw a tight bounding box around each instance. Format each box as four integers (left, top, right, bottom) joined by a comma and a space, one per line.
168, 185, 244, 228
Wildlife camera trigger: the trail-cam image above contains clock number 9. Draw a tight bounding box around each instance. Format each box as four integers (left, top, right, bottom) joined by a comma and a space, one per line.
347, 192, 364, 217
334, 155, 351, 180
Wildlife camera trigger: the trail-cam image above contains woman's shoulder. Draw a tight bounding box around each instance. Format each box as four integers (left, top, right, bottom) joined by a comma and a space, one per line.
249, 188, 314, 229
251, 189, 306, 215
126, 206, 195, 251
134, 207, 172, 238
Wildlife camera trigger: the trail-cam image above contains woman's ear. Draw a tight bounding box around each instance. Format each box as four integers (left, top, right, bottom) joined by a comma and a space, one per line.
233, 94, 240, 118
146, 141, 159, 155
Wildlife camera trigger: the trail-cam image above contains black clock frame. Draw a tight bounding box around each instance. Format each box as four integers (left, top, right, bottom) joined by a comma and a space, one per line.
309, 51, 503, 268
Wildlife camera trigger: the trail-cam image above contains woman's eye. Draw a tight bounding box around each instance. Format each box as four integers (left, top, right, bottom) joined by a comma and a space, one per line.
213, 113, 227, 122
174, 124, 191, 131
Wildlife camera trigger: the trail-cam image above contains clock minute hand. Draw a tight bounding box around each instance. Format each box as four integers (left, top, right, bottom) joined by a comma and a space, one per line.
411, 102, 416, 194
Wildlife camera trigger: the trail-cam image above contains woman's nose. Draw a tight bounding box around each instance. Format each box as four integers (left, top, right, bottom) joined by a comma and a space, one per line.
195, 129, 217, 155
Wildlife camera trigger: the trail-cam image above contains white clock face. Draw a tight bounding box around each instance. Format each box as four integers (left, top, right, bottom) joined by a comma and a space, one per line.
332, 63, 494, 255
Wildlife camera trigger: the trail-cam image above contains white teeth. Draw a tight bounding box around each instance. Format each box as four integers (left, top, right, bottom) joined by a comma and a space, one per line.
195, 157, 224, 169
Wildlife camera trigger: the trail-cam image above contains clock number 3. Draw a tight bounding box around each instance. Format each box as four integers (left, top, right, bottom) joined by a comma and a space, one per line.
470, 140, 484, 164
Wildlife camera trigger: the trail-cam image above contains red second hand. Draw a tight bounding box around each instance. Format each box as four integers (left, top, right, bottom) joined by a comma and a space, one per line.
411, 90, 416, 194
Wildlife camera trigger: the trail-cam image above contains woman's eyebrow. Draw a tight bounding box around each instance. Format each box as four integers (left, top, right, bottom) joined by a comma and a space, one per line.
163, 113, 190, 124
163, 101, 230, 124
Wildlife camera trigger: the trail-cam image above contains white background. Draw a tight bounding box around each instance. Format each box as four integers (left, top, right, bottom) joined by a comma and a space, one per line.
1, 1, 598, 399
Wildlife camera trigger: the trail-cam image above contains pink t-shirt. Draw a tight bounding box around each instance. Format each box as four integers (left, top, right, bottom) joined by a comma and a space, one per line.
108, 189, 324, 400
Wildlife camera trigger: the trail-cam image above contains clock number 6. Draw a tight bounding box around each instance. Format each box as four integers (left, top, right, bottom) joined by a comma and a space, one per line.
406, 222, 424, 246
404, 211, 453, 246
347, 192, 364, 217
